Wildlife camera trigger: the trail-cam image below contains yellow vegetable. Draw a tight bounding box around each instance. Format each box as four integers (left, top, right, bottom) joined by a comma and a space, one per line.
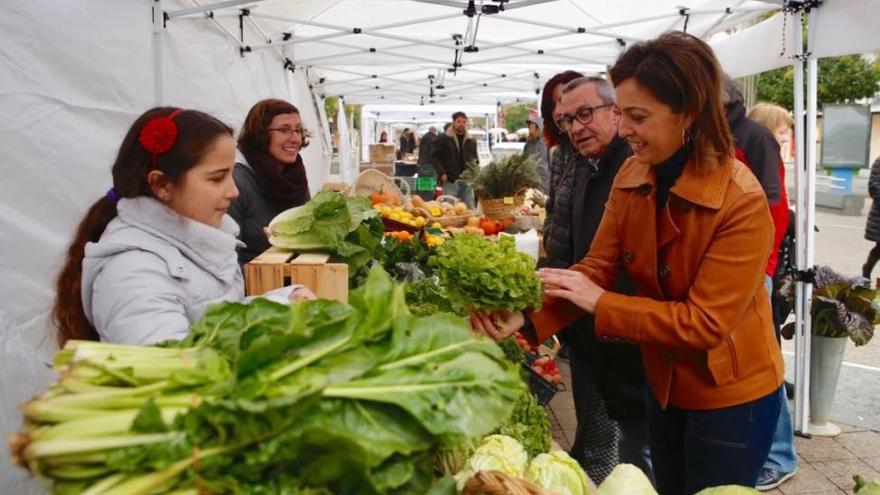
431, 222, 443, 229
429, 207, 442, 217
389, 213, 401, 221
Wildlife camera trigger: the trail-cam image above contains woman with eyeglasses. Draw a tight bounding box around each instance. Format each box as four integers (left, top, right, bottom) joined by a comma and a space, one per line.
230, 99, 312, 265
472, 32, 783, 493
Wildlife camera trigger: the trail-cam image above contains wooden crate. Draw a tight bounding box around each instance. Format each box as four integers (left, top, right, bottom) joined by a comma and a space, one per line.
368, 144, 396, 163
244, 248, 349, 303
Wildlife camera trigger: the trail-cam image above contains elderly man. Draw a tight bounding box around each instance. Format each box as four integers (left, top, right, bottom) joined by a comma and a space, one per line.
545, 76, 650, 483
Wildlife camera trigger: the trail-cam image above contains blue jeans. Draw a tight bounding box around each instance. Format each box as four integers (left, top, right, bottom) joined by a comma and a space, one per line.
441, 180, 475, 209
646, 388, 780, 495
763, 275, 799, 473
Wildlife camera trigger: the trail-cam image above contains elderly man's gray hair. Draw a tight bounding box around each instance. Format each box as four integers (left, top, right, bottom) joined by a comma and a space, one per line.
720, 73, 744, 107
561, 76, 616, 105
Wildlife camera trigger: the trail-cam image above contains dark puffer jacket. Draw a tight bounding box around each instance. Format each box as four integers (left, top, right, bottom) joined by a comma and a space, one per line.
542, 141, 578, 269
866, 157, 880, 242
543, 137, 646, 420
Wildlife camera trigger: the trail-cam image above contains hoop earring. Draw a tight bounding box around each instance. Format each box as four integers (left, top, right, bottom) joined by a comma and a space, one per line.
681, 128, 694, 152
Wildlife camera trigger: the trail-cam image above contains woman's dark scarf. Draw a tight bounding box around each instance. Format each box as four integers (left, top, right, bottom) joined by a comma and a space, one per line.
244, 151, 310, 210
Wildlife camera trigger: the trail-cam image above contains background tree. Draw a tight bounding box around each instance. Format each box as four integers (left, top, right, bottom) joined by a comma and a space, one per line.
756, 55, 879, 110
502, 103, 536, 132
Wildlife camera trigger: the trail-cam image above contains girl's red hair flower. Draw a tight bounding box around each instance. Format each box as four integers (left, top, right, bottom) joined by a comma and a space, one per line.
139, 109, 183, 169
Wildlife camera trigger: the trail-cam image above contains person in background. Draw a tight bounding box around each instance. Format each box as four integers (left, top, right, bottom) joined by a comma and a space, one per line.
540, 70, 583, 259
53, 107, 315, 347
418, 126, 438, 165
863, 156, 880, 280
473, 31, 783, 494
747, 101, 797, 340
230, 99, 311, 265
431, 111, 478, 208
548, 76, 650, 483
397, 128, 415, 159
522, 115, 551, 192
727, 94, 797, 491
379, 130, 388, 143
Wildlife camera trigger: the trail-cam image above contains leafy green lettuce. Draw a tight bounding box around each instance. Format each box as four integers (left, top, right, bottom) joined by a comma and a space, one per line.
430, 234, 542, 313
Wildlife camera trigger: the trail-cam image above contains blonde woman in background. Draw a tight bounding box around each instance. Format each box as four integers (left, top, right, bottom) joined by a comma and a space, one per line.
748, 103, 793, 156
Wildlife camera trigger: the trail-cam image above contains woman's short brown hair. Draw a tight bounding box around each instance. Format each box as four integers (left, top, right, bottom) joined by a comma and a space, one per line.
609, 31, 732, 166
238, 99, 310, 159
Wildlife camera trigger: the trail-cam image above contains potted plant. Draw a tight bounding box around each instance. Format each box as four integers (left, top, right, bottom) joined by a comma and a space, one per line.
780, 265, 878, 436
460, 154, 542, 219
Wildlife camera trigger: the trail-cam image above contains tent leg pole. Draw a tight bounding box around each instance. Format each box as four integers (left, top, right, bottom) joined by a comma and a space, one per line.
792, 9, 816, 437
152, 0, 164, 106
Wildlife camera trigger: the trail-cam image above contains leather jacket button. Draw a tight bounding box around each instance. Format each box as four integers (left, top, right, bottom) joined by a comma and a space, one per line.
623, 251, 635, 263
659, 265, 671, 278
638, 184, 652, 197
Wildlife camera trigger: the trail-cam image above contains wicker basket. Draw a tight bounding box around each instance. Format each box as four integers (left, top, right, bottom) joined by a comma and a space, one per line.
424, 195, 475, 228
461, 471, 553, 495
479, 188, 528, 220
354, 169, 408, 204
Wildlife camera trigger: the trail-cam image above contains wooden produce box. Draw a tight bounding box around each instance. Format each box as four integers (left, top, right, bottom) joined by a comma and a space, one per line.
368, 144, 396, 163
245, 248, 348, 303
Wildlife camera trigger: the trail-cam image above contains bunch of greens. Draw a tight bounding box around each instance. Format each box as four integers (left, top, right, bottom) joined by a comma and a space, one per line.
404, 279, 462, 317
779, 265, 879, 346
495, 390, 551, 458
459, 153, 542, 199
375, 235, 434, 280
430, 234, 542, 313
11, 267, 523, 495
268, 191, 384, 282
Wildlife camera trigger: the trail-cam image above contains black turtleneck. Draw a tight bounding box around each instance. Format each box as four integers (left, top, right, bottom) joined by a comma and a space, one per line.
655, 147, 689, 210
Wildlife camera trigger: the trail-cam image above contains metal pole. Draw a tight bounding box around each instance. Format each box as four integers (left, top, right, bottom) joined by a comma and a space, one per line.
792, 9, 812, 435
152, 0, 164, 106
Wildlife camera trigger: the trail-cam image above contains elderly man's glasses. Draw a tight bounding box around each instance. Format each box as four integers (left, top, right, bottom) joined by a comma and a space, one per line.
268, 126, 306, 137
555, 103, 613, 132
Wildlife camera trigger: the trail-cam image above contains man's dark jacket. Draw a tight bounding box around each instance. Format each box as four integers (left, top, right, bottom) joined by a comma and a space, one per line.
430, 127, 478, 182
727, 102, 780, 203
417, 131, 436, 165
549, 136, 646, 421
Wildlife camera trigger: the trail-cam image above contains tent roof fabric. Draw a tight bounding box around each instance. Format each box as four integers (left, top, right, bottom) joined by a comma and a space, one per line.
167, 0, 780, 105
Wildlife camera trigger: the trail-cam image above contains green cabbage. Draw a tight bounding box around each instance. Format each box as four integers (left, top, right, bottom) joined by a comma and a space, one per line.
855, 475, 880, 494
525, 450, 591, 495
455, 434, 528, 490
595, 464, 657, 495
695, 486, 760, 494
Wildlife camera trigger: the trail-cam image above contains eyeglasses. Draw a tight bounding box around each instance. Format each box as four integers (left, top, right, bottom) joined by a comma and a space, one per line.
268, 126, 307, 137
555, 103, 614, 132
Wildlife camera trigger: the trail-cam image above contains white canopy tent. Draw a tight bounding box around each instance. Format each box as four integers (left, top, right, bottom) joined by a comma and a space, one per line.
2, 0, 878, 492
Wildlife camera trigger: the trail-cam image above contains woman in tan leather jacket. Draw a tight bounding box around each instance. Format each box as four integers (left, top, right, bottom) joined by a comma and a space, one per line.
472, 31, 783, 494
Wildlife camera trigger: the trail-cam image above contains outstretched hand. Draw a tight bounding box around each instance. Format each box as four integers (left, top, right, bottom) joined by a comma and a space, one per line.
539, 268, 604, 314
469, 310, 524, 342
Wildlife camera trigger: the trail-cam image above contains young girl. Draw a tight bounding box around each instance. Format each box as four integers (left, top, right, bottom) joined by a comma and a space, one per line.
53, 107, 314, 347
